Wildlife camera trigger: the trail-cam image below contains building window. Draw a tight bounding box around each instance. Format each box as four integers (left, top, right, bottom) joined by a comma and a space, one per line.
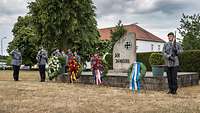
151, 44, 154, 51
136, 46, 138, 50
158, 45, 161, 51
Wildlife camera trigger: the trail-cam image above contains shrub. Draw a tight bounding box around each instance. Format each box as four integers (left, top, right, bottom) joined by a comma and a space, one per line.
58, 56, 66, 66
104, 53, 113, 70
149, 53, 165, 65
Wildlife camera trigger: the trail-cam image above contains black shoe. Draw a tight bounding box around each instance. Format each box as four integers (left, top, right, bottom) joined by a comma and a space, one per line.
167, 90, 172, 94
40, 80, 45, 82
171, 91, 177, 95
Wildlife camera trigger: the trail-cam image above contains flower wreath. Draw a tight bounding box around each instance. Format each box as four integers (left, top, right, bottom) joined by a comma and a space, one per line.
47, 56, 62, 80
127, 62, 147, 81
92, 56, 108, 77
68, 57, 81, 82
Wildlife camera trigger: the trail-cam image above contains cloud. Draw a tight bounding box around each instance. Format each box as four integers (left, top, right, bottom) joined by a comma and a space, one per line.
94, 0, 190, 17
94, 0, 199, 31
0, 15, 20, 26
131, 0, 189, 14
0, 0, 29, 16
93, 0, 200, 42
0, 0, 31, 55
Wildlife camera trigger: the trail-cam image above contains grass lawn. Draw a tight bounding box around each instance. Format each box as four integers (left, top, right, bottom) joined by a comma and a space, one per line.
0, 70, 200, 113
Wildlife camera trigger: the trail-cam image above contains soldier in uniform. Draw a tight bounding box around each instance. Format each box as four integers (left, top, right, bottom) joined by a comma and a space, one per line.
11, 48, 22, 81
36, 47, 48, 82
51, 49, 62, 57
163, 32, 183, 94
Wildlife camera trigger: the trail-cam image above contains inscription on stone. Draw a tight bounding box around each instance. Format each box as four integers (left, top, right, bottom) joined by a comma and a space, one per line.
114, 53, 120, 58
115, 59, 130, 63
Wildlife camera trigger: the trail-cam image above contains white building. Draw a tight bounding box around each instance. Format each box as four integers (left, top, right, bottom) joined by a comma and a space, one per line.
136, 40, 164, 53
99, 24, 165, 53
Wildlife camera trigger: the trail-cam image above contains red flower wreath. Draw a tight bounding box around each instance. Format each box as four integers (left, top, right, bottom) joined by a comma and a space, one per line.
92, 56, 102, 70
68, 57, 80, 82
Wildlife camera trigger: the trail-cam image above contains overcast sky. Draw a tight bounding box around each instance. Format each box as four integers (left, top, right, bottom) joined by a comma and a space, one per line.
0, 0, 200, 55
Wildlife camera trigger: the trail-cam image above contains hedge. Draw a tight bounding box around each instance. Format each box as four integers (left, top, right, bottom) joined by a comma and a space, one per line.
0, 55, 8, 60
179, 50, 200, 73
137, 50, 200, 73
137, 52, 160, 71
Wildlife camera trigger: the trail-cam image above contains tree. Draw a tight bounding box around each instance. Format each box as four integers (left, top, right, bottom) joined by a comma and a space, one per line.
28, 0, 99, 62
178, 13, 200, 50
92, 20, 127, 60
95, 20, 127, 69
96, 40, 112, 56
110, 20, 127, 48
7, 16, 38, 66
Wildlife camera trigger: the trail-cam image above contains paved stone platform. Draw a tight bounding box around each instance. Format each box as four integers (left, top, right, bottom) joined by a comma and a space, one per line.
58, 71, 199, 91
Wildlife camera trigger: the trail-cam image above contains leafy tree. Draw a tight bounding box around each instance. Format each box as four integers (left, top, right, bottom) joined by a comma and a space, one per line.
95, 20, 127, 69
6, 56, 12, 66
110, 20, 127, 48
96, 40, 112, 56
28, 0, 99, 62
7, 16, 38, 66
95, 20, 127, 56
178, 13, 200, 50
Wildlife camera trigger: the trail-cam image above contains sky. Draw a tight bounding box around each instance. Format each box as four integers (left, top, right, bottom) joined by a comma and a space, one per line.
0, 0, 200, 55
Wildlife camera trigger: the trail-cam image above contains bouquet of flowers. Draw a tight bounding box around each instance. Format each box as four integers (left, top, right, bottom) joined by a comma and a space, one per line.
68, 57, 81, 83
48, 56, 61, 80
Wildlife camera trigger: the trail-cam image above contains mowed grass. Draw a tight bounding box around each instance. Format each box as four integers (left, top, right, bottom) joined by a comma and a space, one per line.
0, 70, 40, 81
0, 70, 200, 113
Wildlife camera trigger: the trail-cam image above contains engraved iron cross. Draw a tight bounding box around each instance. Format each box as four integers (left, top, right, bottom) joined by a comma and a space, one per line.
124, 42, 132, 50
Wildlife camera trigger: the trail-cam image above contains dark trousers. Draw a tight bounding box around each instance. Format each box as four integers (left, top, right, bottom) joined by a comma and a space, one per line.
65, 65, 68, 73
92, 69, 96, 83
167, 66, 178, 92
39, 65, 46, 82
13, 65, 20, 81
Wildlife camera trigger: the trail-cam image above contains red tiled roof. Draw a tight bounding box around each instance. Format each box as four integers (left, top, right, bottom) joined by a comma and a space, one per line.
98, 24, 165, 43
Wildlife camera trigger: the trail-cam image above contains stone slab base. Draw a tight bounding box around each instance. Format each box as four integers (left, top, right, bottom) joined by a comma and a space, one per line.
56, 72, 199, 91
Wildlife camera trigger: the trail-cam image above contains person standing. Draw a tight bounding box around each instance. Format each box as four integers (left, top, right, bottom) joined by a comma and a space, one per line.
90, 54, 96, 83
74, 51, 81, 63
61, 50, 67, 73
163, 32, 183, 94
11, 48, 22, 81
92, 53, 102, 85
36, 47, 48, 82
66, 49, 73, 62
66, 49, 73, 70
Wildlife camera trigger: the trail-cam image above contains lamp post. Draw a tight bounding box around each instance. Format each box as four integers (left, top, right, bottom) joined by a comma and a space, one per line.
1, 37, 7, 56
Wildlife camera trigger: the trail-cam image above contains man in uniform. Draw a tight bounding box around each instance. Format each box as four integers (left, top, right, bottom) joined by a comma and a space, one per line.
163, 32, 183, 94
11, 48, 22, 81
36, 47, 48, 82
